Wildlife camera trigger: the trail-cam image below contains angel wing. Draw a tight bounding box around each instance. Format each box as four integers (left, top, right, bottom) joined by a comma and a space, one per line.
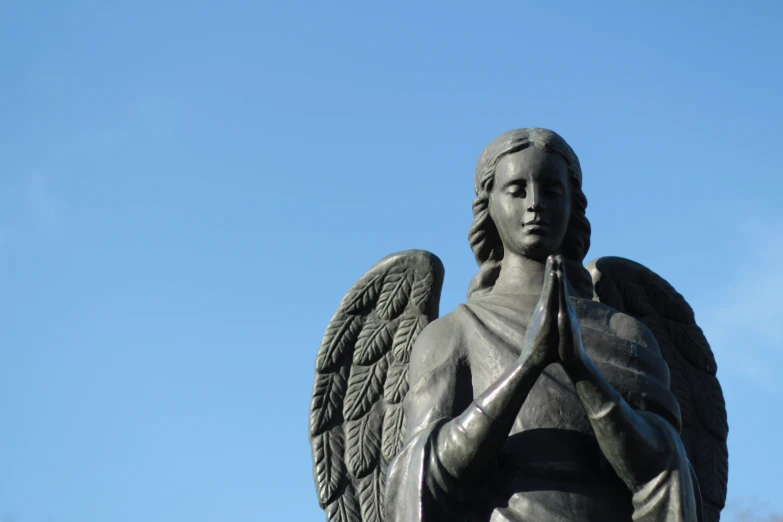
309, 250, 444, 522
587, 256, 729, 522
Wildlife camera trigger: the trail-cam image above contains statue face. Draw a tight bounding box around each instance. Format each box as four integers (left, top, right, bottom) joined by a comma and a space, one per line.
489, 146, 572, 262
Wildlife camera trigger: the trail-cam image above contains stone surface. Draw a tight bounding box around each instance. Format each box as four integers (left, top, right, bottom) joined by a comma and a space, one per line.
309, 128, 728, 522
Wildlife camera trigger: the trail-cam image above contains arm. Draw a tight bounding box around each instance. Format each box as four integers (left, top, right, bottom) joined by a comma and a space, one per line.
433, 346, 548, 480
561, 347, 699, 520
562, 349, 670, 486
555, 259, 698, 520
429, 257, 561, 482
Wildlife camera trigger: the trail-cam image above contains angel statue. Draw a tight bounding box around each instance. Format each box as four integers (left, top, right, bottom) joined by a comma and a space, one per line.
309, 128, 728, 522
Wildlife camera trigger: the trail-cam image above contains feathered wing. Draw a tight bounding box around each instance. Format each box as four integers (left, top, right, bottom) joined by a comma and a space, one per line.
587, 256, 729, 522
310, 250, 445, 522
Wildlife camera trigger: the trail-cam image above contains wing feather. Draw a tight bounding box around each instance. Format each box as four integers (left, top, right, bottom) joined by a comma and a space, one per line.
310, 364, 349, 436
353, 320, 394, 366
376, 270, 413, 320
410, 271, 434, 313
317, 316, 364, 372
326, 484, 361, 522
310, 250, 444, 521
588, 256, 729, 522
358, 469, 385, 522
346, 406, 383, 478
381, 404, 406, 463
343, 357, 388, 422
391, 315, 425, 364
313, 427, 346, 505
343, 274, 384, 315
383, 363, 409, 404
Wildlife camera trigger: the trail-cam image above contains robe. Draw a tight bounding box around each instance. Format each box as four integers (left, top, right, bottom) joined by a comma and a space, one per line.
385, 293, 700, 521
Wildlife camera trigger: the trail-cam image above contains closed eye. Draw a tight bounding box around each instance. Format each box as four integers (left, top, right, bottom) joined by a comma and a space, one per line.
506, 183, 526, 198
544, 183, 564, 197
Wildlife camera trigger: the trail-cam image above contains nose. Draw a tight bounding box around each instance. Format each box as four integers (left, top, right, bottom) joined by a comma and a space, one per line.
526, 184, 544, 212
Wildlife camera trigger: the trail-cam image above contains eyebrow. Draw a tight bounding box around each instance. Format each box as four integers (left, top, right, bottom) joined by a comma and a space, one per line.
499, 175, 525, 189
539, 175, 566, 186
498, 168, 566, 188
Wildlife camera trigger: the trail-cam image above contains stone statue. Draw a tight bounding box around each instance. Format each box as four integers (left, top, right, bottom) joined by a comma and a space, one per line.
309, 128, 728, 521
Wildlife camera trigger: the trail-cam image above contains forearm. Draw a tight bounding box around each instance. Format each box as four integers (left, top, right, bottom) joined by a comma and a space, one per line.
435, 354, 547, 481
564, 355, 668, 488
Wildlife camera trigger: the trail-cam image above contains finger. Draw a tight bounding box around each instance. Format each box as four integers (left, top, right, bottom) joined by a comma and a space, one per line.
538, 261, 558, 313
556, 266, 567, 325
556, 268, 581, 335
554, 255, 566, 279
538, 269, 557, 323
541, 256, 556, 295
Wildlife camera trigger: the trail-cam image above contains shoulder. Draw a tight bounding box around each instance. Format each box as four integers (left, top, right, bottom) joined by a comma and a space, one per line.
408, 310, 466, 379
421, 310, 464, 336
572, 297, 659, 351
412, 311, 464, 358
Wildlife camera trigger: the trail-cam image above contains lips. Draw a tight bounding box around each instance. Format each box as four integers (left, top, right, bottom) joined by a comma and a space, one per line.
523, 220, 549, 234
523, 220, 549, 228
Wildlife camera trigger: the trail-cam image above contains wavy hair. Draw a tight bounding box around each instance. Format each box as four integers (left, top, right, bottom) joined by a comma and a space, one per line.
467, 128, 593, 298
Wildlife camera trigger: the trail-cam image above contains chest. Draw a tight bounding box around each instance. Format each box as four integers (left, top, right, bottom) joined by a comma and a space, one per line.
462, 315, 626, 435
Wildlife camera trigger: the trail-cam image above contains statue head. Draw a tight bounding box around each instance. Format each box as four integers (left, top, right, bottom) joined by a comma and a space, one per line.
468, 128, 592, 297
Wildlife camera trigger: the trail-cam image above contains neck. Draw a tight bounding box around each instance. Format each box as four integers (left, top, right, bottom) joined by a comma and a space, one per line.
493, 252, 546, 295
492, 251, 580, 296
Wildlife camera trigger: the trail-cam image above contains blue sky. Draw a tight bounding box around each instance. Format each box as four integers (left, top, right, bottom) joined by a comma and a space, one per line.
1, 2, 782, 521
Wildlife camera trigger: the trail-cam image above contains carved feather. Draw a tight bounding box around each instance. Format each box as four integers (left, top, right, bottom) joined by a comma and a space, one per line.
343, 356, 388, 422
343, 275, 383, 315
383, 363, 408, 404
391, 315, 425, 364
381, 404, 406, 462
314, 427, 346, 506
353, 319, 394, 366
358, 468, 385, 522
410, 272, 434, 314
317, 316, 363, 372
310, 250, 444, 522
696, 433, 729, 506
346, 407, 383, 478
376, 271, 412, 320
326, 484, 361, 522
310, 365, 348, 436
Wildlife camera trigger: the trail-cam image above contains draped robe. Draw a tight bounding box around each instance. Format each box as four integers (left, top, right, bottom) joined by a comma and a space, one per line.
385, 293, 700, 522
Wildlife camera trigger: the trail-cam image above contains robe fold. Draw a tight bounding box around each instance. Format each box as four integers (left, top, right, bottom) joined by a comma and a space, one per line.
386, 293, 699, 522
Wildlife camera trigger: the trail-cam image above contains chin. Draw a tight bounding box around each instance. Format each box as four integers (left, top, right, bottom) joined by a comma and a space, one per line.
517, 238, 558, 262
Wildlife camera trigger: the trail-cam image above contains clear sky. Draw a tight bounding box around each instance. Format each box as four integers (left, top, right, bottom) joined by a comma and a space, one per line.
1, 2, 782, 521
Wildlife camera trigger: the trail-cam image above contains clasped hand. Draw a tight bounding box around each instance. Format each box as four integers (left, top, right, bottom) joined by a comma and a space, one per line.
519, 255, 586, 370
